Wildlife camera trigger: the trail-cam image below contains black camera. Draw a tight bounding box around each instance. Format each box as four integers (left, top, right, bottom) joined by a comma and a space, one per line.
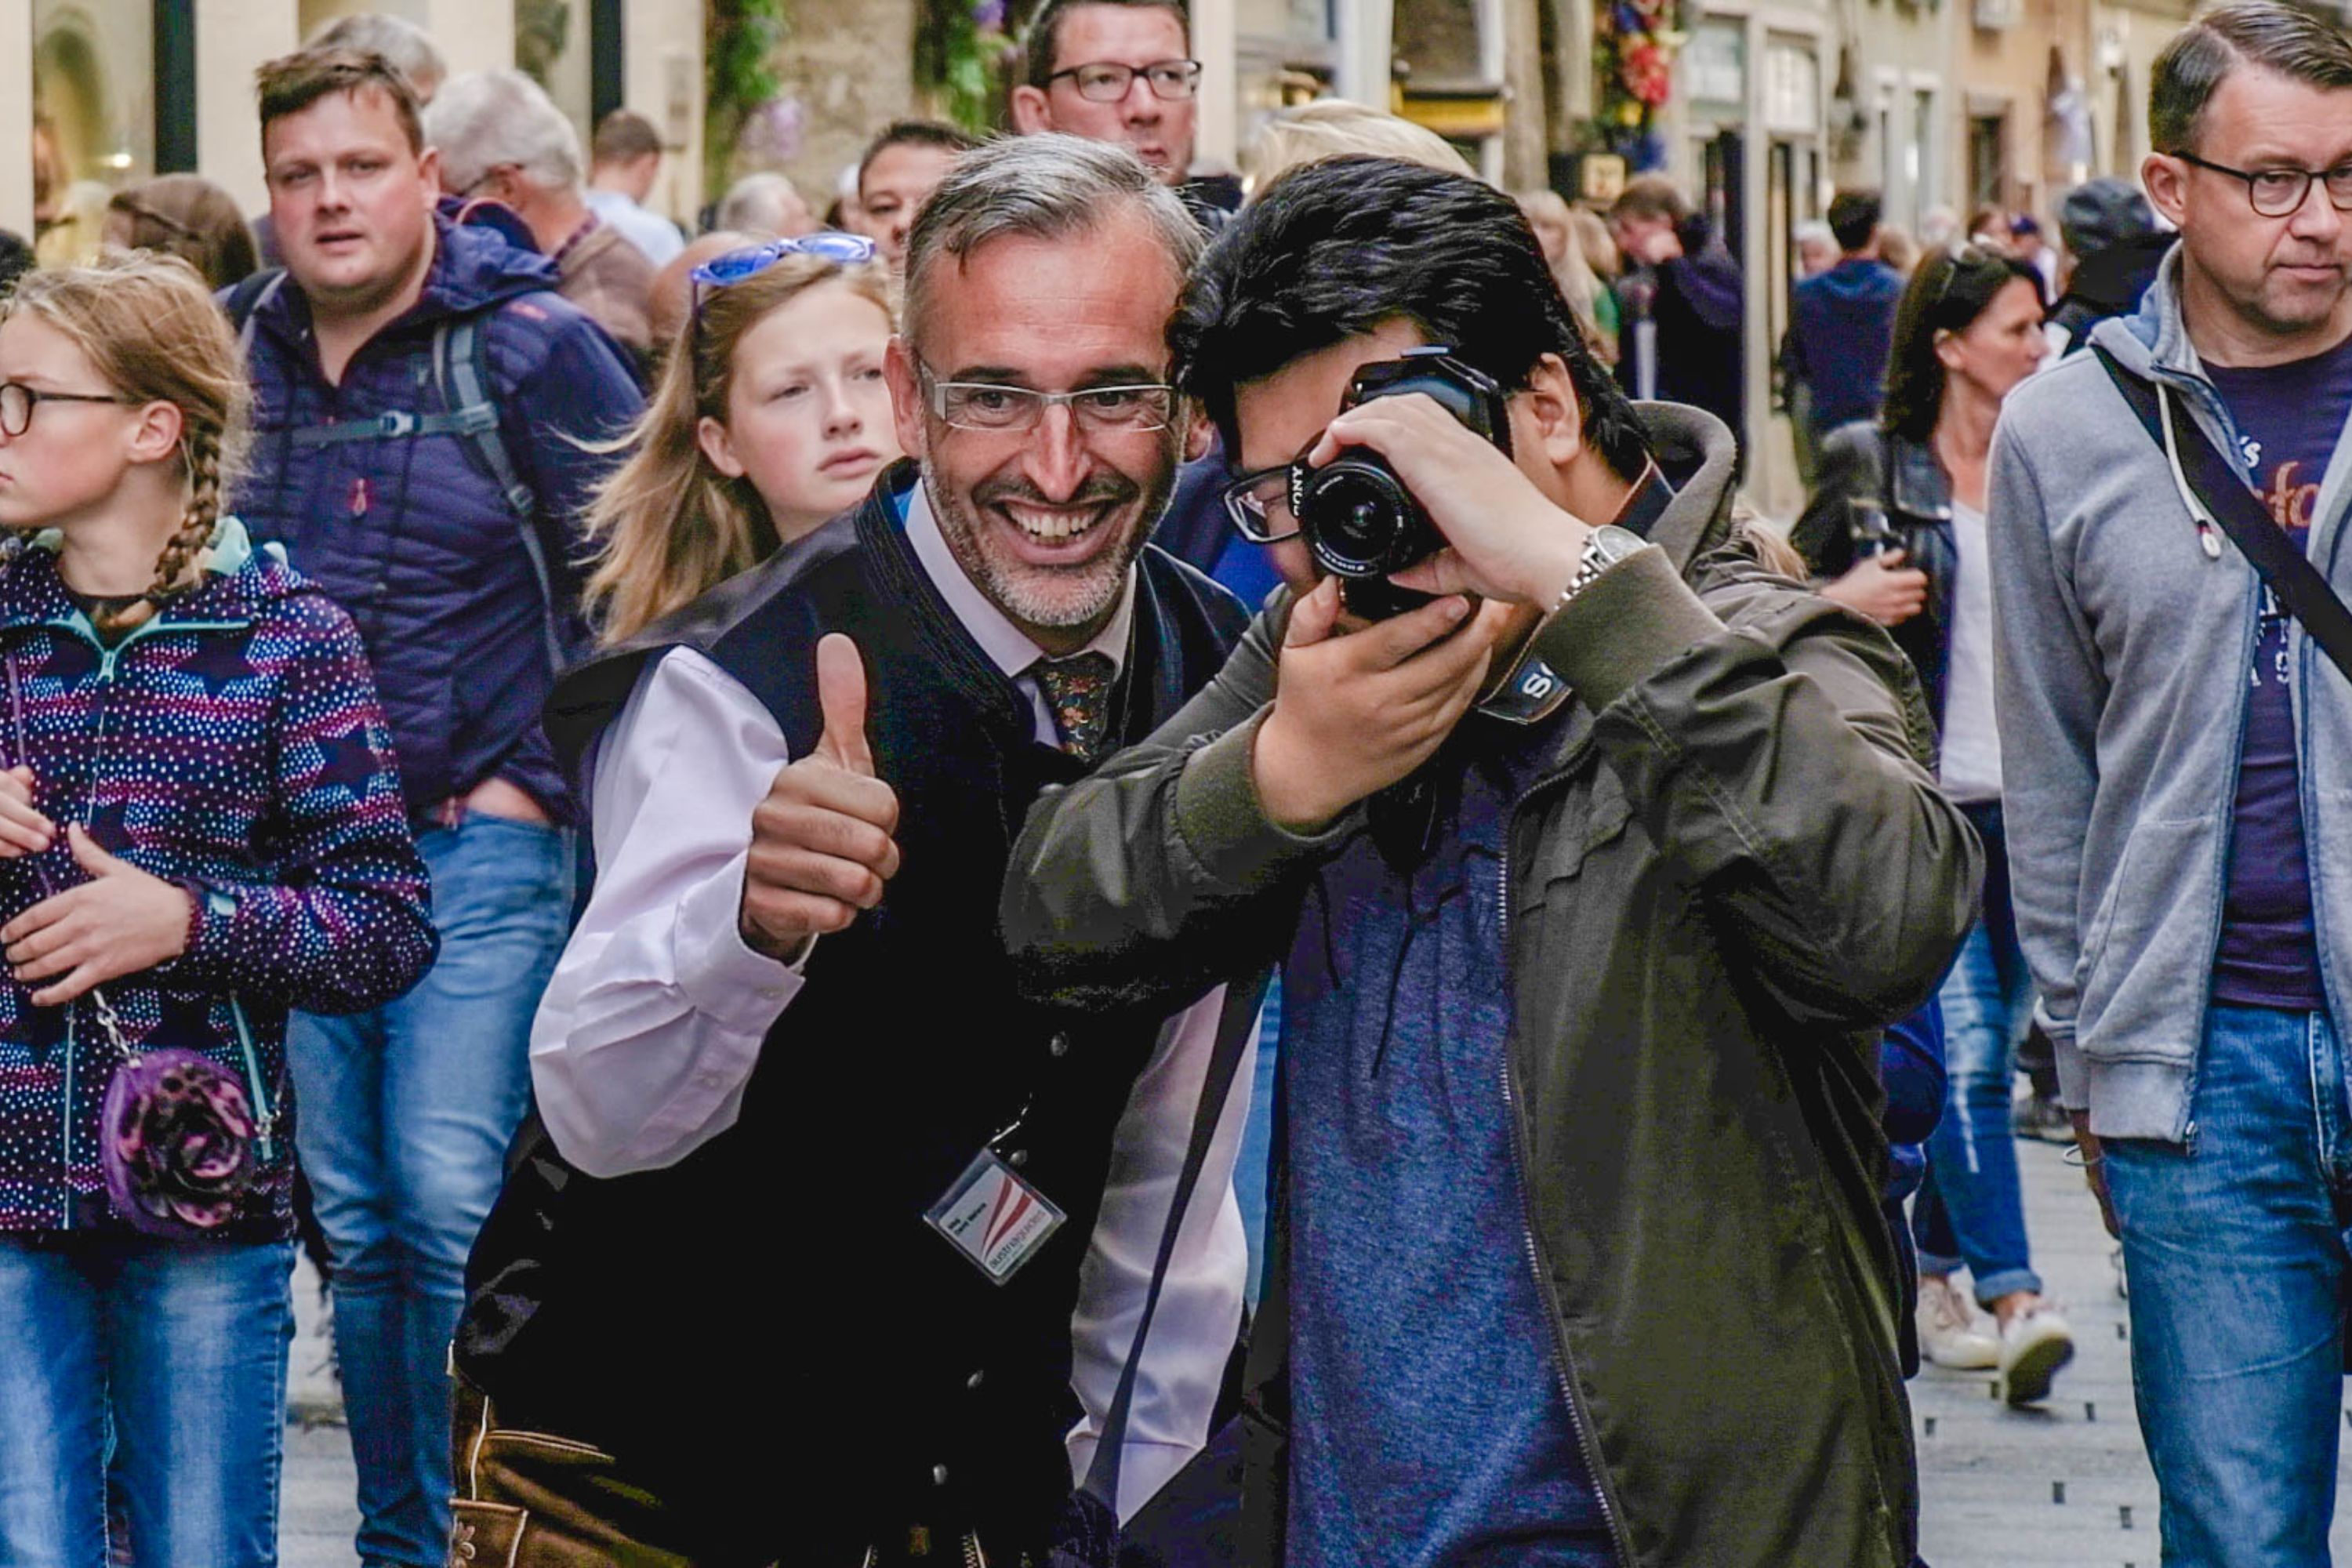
1291, 347, 1514, 619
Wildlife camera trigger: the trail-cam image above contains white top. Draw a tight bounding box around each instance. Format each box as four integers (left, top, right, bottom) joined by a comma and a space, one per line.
585, 188, 687, 269
527, 482, 1251, 1517
1939, 497, 2003, 804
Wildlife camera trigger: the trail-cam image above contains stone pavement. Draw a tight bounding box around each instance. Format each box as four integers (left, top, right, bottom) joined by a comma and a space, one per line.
1913, 1137, 2352, 1568
277, 1138, 2352, 1566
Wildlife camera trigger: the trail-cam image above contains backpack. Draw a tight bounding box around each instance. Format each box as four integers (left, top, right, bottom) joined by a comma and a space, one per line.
225, 268, 570, 675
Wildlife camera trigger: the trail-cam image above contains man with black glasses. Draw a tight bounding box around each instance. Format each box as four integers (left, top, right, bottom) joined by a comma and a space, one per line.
452, 135, 1256, 1566
1991, 5, 2352, 1562
1012, 0, 1200, 194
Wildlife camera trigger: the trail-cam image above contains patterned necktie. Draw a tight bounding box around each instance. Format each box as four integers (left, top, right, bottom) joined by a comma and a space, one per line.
1032, 652, 1118, 764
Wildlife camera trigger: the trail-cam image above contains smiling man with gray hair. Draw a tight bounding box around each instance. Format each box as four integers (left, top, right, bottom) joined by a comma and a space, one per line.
426, 68, 655, 365
453, 133, 1252, 1566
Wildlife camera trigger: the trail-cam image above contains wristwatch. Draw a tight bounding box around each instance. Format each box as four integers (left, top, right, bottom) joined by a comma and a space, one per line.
1554, 524, 1648, 612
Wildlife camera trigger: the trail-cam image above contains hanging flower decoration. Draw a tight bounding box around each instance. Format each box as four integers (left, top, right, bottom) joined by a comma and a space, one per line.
1593, 0, 1687, 165
916, 0, 1027, 132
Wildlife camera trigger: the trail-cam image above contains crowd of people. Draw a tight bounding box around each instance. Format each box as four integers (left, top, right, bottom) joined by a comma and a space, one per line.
2, 1, 2351, 1566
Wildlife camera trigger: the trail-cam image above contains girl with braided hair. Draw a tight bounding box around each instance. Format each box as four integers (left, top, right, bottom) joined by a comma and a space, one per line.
0, 252, 434, 1566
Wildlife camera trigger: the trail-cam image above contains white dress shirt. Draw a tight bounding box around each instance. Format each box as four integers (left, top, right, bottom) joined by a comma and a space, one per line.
529, 482, 1254, 1517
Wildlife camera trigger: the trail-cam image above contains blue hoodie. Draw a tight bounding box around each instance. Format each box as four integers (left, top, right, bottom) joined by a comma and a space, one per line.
230, 219, 643, 826
1788, 257, 1907, 436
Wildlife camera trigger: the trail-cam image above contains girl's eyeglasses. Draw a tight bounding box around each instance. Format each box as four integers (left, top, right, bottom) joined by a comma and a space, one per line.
688, 234, 880, 327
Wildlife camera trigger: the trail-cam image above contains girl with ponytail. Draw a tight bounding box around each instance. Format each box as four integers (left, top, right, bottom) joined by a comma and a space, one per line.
0, 252, 434, 1565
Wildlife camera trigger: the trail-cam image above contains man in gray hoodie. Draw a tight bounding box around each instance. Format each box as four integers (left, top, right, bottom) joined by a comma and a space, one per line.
1989, 5, 2352, 1563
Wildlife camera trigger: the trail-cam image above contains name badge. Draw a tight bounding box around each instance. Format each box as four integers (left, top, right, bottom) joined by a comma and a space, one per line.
925, 1149, 1066, 1286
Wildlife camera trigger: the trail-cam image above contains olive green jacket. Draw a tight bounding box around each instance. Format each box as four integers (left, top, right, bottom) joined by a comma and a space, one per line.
1002, 405, 1980, 1566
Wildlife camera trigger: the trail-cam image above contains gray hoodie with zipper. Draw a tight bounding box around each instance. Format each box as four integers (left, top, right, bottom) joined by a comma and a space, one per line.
1989, 247, 2352, 1142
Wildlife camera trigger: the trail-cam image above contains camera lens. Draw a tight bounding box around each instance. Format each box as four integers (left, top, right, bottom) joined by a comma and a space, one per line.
1303, 461, 1414, 576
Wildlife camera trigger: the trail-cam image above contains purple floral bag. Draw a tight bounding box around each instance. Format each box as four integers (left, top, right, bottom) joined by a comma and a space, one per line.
91, 996, 256, 1236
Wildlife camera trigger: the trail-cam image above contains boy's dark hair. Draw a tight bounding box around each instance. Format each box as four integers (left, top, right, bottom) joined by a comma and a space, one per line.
1828, 189, 1882, 254
1879, 245, 2041, 443
256, 46, 425, 155
592, 109, 664, 166
1173, 155, 1650, 484
2150, 0, 2352, 156
858, 119, 982, 189
1024, 0, 1192, 89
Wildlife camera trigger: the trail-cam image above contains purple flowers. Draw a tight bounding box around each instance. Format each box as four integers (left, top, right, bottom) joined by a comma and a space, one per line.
100, 1050, 255, 1236
974, 0, 1007, 32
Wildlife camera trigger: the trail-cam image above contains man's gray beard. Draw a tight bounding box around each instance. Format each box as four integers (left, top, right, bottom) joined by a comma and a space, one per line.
920, 451, 1177, 633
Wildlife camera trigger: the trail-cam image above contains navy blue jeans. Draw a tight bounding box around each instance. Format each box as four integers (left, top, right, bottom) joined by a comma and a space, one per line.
1913, 800, 2044, 1304
2106, 1004, 2352, 1567
285, 814, 572, 1567
0, 1234, 295, 1568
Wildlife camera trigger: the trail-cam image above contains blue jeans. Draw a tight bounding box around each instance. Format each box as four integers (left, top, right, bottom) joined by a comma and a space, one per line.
2105, 1004, 2352, 1567
0, 1235, 295, 1568
285, 814, 572, 1567
1913, 800, 2044, 1304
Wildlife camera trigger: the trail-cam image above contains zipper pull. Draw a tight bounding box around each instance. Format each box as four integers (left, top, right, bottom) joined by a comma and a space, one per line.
347, 477, 370, 518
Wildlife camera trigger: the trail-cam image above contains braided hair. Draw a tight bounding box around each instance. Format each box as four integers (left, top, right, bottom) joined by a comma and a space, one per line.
1, 252, 251, 633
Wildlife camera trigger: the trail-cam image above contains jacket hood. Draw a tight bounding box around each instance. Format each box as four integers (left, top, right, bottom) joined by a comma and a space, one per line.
250, 217, 561, 343
0, 517, 311, 630
1634, 400, 1740, 570
1805, 257, 1902, 302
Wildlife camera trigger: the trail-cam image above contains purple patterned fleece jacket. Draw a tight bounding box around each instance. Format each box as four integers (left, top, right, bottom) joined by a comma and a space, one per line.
0, 523, 436, 1240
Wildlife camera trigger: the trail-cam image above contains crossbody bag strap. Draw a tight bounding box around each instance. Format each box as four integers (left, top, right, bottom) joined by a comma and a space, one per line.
1079, 973, 1267, 1510
2091, 343, 2352, 687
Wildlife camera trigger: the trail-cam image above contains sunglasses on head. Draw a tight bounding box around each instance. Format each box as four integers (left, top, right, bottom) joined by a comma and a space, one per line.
688, 233, 880, 330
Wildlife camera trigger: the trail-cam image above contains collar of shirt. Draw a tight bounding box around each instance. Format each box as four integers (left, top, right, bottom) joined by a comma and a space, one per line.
902, 477, 1138, 684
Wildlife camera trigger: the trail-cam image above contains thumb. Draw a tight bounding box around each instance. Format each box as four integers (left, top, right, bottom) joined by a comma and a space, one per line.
67, 823, 120, 876
1875, 547, 1907, 568
812, 632, 874, 775
1283, 577, 1341, 650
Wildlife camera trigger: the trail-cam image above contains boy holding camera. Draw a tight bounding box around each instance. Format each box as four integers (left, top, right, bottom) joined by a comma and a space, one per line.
1001, 156, 1980, 1566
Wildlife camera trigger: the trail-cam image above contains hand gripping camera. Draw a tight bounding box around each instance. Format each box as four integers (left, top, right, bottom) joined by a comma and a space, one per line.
1290, 347, 1515, 619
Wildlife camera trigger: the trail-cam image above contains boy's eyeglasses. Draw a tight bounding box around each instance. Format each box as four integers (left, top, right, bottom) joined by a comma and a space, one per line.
0, 383, 136, 438
688, 234, 880, 326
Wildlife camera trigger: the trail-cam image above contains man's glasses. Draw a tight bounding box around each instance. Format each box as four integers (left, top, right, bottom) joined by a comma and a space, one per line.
688, 234, 880, 325
2175, 151, 2352, 219
0, 383, 136, 439
1045, 60, 1203, 103
917, 363, 1176, 434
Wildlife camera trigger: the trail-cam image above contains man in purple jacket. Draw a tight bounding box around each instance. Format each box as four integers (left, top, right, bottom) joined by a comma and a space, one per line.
1610, 174, 1748, 446
228, 45, 641, 1568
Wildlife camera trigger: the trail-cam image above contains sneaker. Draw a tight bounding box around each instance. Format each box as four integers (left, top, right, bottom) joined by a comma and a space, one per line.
2011, 1089, 2076, 1145
1916, 1275, 2000, 1370
1999, 1301, 2076, 1406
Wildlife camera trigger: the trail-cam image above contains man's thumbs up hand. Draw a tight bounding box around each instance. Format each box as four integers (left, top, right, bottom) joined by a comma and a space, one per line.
740, 633, 904, 961
811, 632, 875, 775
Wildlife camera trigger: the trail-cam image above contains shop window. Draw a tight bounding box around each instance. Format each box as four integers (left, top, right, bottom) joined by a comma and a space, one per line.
31, 0, 155, 266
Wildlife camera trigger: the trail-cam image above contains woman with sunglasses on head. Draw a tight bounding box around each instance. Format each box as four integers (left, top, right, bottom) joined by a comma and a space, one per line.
1791, 241, 2067, 1406
582, 234, 899, 644
0, 253, 433, 1566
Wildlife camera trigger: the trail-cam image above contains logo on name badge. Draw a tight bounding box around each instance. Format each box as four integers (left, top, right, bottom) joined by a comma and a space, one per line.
924, 1149, 1067, 1285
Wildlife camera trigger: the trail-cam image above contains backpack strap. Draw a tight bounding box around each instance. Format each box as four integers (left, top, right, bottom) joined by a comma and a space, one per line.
227, 269, 291, 361
433, 313, 570, 677
2090, 343, 2352, 688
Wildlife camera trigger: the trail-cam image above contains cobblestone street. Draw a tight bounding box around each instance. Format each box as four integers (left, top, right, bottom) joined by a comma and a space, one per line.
277, 1138, 2352, 1566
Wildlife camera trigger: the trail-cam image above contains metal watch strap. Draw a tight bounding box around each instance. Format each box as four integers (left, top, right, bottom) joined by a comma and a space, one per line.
1555, 525, 1645, 613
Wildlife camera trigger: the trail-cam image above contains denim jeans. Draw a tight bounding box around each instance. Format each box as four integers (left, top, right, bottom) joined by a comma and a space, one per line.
2105, 1003, 2352, 1567
0, 1234, 295, 1568
286, 813, 572, 1567
1913, 800, 2044, 1304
